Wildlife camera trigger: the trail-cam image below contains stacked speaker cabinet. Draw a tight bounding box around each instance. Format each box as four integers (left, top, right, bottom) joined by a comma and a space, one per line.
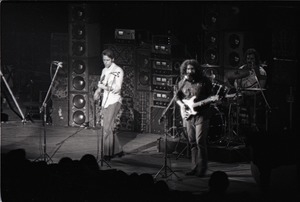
134, 47, 151, 133
201, 4, 224, 81
150, 35, 183, 134
68, 4, 100, 127
223, 32, 244, 69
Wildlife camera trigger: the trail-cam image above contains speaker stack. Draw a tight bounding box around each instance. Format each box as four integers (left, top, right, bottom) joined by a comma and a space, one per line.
150, 35, 183, 134
68, 4, 100, 127
201, 4, 224, 81
134, 47, 152, 133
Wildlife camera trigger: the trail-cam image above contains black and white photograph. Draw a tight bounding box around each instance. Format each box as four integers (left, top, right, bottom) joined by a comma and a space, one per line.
1, 1, 299, 201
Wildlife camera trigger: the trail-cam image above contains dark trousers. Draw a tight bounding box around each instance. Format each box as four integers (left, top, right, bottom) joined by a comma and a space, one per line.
185, 117, 209, 172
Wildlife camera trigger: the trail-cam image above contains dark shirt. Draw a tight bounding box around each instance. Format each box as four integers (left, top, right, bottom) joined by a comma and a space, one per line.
176, 75, 214, 120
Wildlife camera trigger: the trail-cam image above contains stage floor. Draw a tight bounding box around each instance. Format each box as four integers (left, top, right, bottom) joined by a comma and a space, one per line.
1, 120, 298, 200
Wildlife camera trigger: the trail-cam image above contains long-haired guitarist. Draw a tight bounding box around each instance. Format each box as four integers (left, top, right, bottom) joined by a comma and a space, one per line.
176, 59, 218, 177
93, 49, 124, 161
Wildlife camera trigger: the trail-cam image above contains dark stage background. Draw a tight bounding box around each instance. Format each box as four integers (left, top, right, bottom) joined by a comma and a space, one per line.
1, 1, 299, 134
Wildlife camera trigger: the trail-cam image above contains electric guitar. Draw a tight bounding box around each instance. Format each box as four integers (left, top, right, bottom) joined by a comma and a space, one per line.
181, 95, 219, 120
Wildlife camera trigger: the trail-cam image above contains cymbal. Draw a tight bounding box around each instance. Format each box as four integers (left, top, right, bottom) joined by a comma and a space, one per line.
201, 63, 220, 68
241, 88, 266, 91
225, 69, 249, 79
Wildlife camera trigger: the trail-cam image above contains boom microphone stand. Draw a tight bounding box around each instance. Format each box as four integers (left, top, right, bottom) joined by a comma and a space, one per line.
154, 104, 181, 180
0, 70, 26, 123
154, 77, 187, 180
35, 61, 62, 163
251, 66, 271, 131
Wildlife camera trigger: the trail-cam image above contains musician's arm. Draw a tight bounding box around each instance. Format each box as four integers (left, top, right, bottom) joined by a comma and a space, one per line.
193, 95, 219, 107
93, 88, 102, 101
111, 68, 124, 94
97, 83, 110, 91
94, 73, 105, 100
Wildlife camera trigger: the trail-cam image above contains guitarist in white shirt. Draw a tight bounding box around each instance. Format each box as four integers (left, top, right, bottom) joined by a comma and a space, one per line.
94, 49, 124, 161
176, 59, 218, 177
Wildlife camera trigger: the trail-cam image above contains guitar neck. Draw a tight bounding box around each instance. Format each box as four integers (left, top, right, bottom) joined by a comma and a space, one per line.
194, 96, 214, 107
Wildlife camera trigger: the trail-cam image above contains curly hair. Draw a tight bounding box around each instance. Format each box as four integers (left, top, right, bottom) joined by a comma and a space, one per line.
243, 48, 260, 66
179, 59, 203, 78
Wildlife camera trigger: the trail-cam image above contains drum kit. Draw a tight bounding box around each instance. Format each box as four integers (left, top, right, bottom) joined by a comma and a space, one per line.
167, 64, 267, 149
201, 64, 266, 147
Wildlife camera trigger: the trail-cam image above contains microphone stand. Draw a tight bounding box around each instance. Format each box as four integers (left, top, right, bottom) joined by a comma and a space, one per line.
252, 68, 271, 131
35, 62, 61, 163
154, 78, 186, 180
0, 70, 26, 123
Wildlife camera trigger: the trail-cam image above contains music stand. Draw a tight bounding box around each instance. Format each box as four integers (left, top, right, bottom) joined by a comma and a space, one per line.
35, 62, 62, 163
154, 90, 182, 180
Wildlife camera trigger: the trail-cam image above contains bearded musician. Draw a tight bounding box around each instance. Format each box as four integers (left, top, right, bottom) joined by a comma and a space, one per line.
176, 59, 219, 177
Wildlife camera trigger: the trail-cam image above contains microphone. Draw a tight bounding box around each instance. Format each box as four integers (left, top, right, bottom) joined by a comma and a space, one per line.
52, 61, 66, 75
183, 75, 189, 81
177, 75, 188, 92
53, 61, 63, 68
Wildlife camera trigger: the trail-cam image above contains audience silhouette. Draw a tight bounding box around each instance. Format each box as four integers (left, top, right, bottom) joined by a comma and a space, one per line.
2, 148, 197, 202
2, 148, 296, 202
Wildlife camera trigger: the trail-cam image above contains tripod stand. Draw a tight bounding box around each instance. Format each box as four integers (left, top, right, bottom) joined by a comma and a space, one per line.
35, 61, 62, 163
219, 91, 245, 147
173, 126, 190, 160
154, 114, 181, 180
154, 87, 182, 180
167, 85, 190, 159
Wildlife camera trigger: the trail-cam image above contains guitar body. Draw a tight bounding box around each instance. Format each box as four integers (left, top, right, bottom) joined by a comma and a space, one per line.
182, 96, 197, 119
181, 95, 219, 120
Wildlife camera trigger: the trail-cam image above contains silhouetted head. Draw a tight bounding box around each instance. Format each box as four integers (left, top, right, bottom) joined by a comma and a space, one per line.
209, 171, 230, 194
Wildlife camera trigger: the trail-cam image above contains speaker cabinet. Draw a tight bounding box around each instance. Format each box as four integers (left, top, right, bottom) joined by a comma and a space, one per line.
223, 32, 244, 68
136, 48, 151, 91
203, 31, 220, 65
68, 4, 100, 127
150, 106, 173, 134
69, 93, 89, 126
52, 99, 69, 126
150, 107, 165, 134
134, 91, 151, 133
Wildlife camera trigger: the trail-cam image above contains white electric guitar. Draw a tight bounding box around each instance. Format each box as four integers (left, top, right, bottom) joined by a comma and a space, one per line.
181, 95, 219, 120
